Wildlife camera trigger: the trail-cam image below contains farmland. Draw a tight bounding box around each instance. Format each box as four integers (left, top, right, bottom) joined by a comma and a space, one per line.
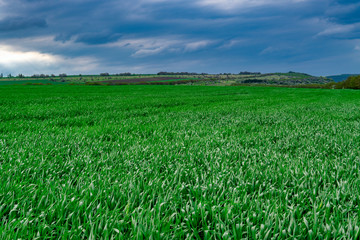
0, 72, 331, 86
1, 85, 360, 239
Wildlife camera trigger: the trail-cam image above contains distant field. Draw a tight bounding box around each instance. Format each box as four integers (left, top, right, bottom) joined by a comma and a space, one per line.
0, 72, 332, 86
0, 79, 66, 85
1, 85, 360, 238
97, 77, 191, 84
0, 75, 201, 85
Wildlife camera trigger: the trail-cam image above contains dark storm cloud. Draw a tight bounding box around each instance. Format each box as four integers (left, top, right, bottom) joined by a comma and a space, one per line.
0, 0, 359, 75
75, 32, 122, 45
0, 17, 47, 31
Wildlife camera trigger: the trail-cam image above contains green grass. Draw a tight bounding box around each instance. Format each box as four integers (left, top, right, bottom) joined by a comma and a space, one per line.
1, 85, 360, 239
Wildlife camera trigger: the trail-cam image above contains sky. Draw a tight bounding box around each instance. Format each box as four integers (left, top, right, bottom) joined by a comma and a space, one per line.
0, 0, 359, 76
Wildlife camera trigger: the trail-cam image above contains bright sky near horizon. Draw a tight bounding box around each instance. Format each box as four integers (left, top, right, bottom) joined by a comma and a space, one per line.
0, 0, 359, 75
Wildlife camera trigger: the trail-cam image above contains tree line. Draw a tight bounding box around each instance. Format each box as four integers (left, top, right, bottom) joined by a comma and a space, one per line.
336, 75, 360, 89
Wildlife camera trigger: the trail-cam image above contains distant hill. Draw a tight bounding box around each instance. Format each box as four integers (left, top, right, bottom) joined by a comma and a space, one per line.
0, 71, 333, 86
327, 74, 360, 82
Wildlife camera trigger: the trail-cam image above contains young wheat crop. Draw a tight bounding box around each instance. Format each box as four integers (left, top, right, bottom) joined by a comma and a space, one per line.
0, 85, 360, 239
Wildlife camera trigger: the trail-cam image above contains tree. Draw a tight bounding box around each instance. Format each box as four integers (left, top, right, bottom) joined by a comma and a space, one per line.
342, 75, 360, 89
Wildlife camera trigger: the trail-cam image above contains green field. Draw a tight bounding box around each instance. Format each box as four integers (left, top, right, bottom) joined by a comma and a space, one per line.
1, 85, 360, 239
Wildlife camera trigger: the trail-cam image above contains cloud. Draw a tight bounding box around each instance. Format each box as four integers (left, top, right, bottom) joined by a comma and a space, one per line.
185, 40, 213, 51
260, 46, 278, 55
219, 39, 245, 49
325, 2, 360, 24
317, 23, 356, 36
108, 37, 182, 57
0, 45, 58, 66
0, 0, 359, 75
0, 17, 47, 31
107, 37, 215, 57
326, 2, 360, 15
196, 0, 310, 11
132, 47, 166, 57
75, 32, 122, 45
0, 44, 98, 74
